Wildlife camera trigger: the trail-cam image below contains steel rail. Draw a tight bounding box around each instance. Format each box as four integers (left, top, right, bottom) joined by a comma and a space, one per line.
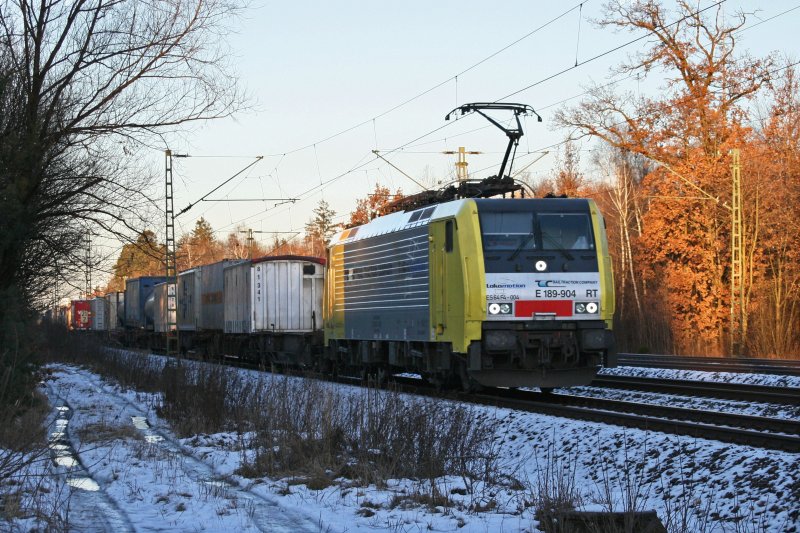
465, 389, 800, 453
542, 392, 800, 436
385, 377, 800, 452
617, 353, 800, 376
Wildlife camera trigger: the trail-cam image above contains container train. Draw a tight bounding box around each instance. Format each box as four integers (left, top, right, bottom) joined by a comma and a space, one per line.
58, 196, 616, 390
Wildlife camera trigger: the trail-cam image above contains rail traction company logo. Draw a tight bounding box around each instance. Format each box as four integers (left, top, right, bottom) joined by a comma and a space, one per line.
486, 283, 526, 289
536, 280, 596, 287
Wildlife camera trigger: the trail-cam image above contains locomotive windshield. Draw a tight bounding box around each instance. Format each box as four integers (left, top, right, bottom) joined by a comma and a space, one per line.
538, 213, 594, 251
476, 199, 598, 274
478, 211, 594, 253
480, 211, 536, 252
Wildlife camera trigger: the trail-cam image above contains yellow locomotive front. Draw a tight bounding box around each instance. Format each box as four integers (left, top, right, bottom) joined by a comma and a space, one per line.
469, 198, 614, 387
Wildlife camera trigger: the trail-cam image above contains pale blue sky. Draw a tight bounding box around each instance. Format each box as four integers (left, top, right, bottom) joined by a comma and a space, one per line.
113, 1, 800, 269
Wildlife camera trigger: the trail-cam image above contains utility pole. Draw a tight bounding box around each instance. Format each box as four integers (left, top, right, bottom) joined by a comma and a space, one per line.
442, 147, 481, 181
84, 233, 92, 299
165, 150, 182, 358
730, 149, 743, 356
240, 228, 254, 259
239, 229, 298, 259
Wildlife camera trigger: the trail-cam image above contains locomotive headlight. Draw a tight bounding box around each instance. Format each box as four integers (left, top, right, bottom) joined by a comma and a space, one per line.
488, 303, 513, 315
535, 260, 547, 272
575, 301, 599, 314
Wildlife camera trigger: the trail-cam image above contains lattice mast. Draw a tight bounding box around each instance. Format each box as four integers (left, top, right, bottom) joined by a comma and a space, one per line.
729, 149, 743, 356
165, 150, 179, 357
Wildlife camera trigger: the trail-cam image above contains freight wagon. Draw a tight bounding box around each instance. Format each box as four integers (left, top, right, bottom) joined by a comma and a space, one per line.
222, 255, 325, 366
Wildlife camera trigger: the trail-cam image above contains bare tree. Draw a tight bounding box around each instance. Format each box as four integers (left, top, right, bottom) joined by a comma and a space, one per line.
0, 0, 246, 404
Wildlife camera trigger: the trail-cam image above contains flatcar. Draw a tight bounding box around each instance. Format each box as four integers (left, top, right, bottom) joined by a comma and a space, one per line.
323, 197, 615, 389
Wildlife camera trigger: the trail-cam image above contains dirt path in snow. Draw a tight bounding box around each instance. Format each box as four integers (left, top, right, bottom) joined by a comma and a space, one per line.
44, 365, 325, 533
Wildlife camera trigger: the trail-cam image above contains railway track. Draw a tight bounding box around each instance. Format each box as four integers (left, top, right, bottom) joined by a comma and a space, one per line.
385, 377, 800, 452
591, 375, 800, 405
130, 349, 800, 452
617, 353, 800, 376
471, 389, 800, 453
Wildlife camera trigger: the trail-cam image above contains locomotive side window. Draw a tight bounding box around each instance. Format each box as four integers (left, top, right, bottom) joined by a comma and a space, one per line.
538, 213, 594, 250
445, 220, 454, 252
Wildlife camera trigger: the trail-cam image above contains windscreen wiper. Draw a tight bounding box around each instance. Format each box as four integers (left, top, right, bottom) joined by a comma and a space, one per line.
508, 231, 535, 261
541, 233, 574, 261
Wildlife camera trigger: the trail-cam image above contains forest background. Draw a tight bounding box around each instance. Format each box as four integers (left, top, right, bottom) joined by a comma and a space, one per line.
7, 1, 797, 362
102, 2, 800, 359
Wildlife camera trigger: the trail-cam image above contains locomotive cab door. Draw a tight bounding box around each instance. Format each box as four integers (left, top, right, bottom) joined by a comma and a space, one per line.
429, 219, 456, 341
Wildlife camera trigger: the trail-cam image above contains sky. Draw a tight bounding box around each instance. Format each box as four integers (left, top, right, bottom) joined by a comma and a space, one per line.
90, 0, 800, 289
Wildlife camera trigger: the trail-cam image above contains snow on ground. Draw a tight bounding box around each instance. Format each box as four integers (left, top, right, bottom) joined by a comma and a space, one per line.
4, 361, 800, 532
600, 365, 800, 389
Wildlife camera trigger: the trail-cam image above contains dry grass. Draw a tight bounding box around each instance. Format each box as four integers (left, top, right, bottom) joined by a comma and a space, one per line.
74, 420, 142, 444
39, 329, 505, 497
236, 376, 502, 489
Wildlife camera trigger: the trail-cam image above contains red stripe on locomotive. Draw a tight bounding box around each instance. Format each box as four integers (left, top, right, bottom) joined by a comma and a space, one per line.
514, 300, 573, 317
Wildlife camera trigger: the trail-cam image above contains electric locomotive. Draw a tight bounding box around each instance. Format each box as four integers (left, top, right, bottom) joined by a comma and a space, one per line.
323, 196, 615, 389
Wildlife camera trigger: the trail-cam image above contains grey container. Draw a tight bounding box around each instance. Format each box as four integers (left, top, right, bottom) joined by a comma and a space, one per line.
153, 282, 170, 333
125, 276, 167, 329
223, 260, 251, 334
177, 269, 200, 331
200, 259, 245, 331
106, 292, 125, 330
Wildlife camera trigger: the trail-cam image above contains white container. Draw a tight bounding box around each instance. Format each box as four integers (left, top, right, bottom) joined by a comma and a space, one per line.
90, 297, 108, 331
223, 261, 251, 334
252, 256, 325, 333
